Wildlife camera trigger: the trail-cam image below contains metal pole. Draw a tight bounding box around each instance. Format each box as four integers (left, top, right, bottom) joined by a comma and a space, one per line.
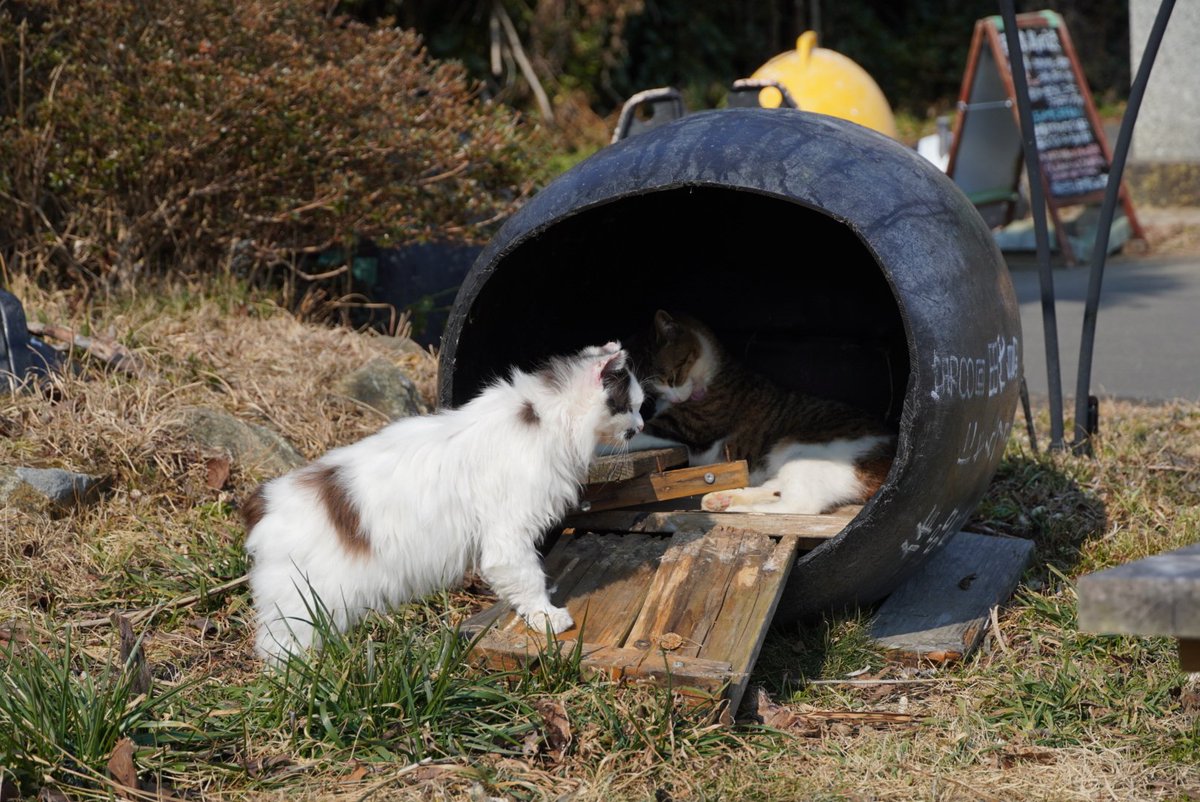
1072, 0, 1176, 455
999, 0, 1065, 451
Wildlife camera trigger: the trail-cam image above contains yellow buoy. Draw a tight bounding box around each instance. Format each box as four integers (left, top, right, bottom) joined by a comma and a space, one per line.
749, 31, 898, 139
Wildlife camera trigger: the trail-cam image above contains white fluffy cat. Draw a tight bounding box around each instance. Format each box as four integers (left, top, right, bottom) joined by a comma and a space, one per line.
243, 342, 644, 661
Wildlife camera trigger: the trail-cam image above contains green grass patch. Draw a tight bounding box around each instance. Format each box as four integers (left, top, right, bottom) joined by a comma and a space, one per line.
0, 626, 213, 797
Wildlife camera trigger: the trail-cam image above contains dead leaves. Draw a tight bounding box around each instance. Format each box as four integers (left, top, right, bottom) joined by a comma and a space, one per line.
656, 632, 685, 651
102, 738, 186, 801
745, 687, 922, 737
241, 754, 307, 780
114, 614, 152, 697
994, 744, 1058, 769
203, 455, 231, 490
523, 699, 573, 763
106, 738, 138, 791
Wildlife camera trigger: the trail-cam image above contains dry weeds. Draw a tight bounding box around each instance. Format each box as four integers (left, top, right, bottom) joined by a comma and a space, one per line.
2, 277, 1198, 802
0, 273, 436, 622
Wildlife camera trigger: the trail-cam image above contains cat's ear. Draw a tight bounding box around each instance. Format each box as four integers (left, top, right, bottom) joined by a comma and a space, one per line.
654, 310, 678, 342
595, 349, 627, 384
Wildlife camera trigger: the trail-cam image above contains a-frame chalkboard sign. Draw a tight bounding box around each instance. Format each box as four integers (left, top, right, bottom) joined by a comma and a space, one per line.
946, 10, 1145, 264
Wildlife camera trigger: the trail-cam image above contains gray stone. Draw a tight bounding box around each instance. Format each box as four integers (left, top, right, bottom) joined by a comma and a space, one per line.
1077, 543, 1200, 639
0, 465, 105, 511
178, 407, 305, 478
1131, 0, 1200, 164
339, 358, 426, 420
373, 335, 428, 358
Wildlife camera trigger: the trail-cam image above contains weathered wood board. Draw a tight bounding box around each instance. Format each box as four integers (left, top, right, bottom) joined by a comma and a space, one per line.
566, 507, 859, 550
579, 460, 750, 513
464, 512, 853, 712
588, 447, 689, 483
869, 531, 1034, 663
1077, 542, 1200, 672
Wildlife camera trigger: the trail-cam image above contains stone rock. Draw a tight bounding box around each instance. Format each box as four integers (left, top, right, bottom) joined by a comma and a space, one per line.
0, 465, 105, 512
373, 335, 428, 358
339, 358, 426, 420
177, 407, 304, 478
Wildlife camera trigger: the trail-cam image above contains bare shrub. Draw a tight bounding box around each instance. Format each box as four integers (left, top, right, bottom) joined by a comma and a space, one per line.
0, 0, 544, 289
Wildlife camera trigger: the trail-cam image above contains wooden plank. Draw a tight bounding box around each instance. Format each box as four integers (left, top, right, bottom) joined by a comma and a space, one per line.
466, 628, 587, 672
465, 524, 810, 713
869, 531, 1035, 663
1181, 639, 1200, 672
578, 644, 735, 696
699, 532, 804, 712
579, 461, 749, 513
560, 535, 669, 645
588, 447, 688, 483
462, 532, 669, 643
566, 508, 857, 548
624, 527, 744, 659
1077, 543, 1200, 639
469, 630, 733, 696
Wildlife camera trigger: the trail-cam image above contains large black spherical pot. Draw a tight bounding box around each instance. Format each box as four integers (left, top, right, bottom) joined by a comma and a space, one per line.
439, 108, 1022, 621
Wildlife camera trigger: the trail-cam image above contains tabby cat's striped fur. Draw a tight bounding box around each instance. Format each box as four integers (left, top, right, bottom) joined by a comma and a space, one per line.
636, 310, 895, 514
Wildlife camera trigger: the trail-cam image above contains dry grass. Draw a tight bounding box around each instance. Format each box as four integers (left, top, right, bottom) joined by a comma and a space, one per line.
2, 277, 1198, 802
1135, 208, 1200, 257
0, 273, 437, 622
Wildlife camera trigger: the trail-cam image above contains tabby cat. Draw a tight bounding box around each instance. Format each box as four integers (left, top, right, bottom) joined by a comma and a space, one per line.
631, 310, 894, 514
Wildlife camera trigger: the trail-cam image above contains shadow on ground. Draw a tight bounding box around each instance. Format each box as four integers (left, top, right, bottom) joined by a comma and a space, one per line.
749, 452, 1108, 697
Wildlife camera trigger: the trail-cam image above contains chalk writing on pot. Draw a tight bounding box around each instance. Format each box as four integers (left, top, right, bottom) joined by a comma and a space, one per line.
957, 417, 1014, 466
930, 335, 1019, 402
899, 504, 964, 560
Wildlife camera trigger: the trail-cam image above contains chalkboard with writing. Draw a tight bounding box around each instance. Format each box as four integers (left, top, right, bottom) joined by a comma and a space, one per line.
997, 18, 1107, 200
946, 10, 1143, 264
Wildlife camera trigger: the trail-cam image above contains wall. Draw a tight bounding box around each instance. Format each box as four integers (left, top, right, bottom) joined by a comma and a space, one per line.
1128, 0, 1200, 204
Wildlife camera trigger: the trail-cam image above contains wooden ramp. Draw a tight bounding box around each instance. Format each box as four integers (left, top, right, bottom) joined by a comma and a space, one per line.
868, 531, 1035, 663
464, 452, 857, 712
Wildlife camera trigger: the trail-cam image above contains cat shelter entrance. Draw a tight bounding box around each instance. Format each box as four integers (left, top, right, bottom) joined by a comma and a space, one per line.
442, 109, 1022, 708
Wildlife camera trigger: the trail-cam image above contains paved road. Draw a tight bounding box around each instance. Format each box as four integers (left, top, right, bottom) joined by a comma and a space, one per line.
1009, 252, 1200, 403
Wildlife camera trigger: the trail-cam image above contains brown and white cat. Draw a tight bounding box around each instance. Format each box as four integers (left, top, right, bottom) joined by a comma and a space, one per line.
245, 342, 644, 661
628, 310, 894, 514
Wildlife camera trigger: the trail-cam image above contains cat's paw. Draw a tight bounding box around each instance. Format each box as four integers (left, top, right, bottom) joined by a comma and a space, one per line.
702, 491, 733, 512
523, 605, 574, 635
704, 487, 784, 512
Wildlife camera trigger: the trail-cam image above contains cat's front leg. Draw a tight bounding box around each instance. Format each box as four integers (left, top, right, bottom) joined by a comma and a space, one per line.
479, 534, 574, 635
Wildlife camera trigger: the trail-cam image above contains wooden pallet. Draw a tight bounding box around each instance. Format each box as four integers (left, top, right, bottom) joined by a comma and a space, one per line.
579, 447, 749, 513
463, 505, 858, 713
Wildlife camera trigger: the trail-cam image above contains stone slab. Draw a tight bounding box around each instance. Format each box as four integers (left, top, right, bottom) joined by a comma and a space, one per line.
1077, 543, 1200, 639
